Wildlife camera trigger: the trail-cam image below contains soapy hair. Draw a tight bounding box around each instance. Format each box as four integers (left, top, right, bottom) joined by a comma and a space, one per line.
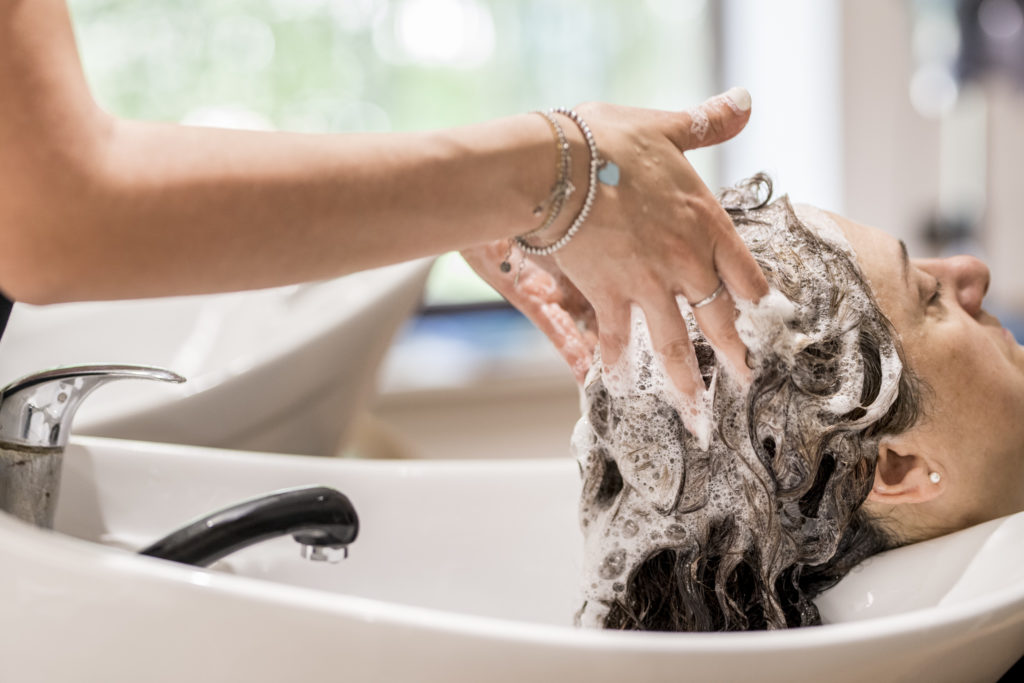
597, 175, 923, 631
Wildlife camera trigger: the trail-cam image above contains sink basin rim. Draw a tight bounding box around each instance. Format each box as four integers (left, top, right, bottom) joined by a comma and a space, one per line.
34, 436, 1024, 656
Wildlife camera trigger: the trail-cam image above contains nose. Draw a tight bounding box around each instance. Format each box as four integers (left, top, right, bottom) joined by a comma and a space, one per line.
918, 255, 990, 317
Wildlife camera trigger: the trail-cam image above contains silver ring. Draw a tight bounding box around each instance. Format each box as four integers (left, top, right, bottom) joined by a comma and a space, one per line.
688, 280, 725, 309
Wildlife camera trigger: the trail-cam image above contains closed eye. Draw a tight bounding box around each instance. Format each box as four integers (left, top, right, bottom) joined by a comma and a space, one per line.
928, 281, 942, 307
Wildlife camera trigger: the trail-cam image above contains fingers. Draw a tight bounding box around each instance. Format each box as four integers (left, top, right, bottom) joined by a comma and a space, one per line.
594, 301, 631, 370
683, 205, 767, 378
664, 87, 752, 152
534, 255, 599, 337
461, 243, 597, 382
642, 294, 705, 401
536, 302, 594, 383
687, 288, 750, 383
714, 227, 770, 303
508, 272, 597, 382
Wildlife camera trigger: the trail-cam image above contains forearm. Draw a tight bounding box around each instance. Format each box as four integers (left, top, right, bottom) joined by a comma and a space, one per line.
3, 112, 567, 303
1, 0, 590, 304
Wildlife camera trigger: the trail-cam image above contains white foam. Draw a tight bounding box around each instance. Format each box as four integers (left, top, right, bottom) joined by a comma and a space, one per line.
794, 204, 853, 258
688, 105, 710, 141
601, 304, 714, 451
734, 289, 799, 357
574, 197, 906, 629
687, 94, 740, 143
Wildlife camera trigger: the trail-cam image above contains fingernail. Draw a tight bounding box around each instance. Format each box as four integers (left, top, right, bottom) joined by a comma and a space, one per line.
723, 86, 752, 112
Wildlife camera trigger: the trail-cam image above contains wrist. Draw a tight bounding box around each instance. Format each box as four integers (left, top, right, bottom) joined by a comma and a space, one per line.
543, 111, 590, 240
500, 112, 574, 239
513, 108, 602, 259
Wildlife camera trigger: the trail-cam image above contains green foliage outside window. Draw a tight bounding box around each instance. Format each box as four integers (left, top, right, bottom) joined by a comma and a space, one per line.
69, 0, 715, 305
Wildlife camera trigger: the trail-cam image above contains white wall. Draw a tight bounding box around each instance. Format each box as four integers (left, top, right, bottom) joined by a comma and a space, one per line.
984, 78, 1024, 309
720, 0, 843, 211
840, 0, 942, 253
841, 0, 1024, 311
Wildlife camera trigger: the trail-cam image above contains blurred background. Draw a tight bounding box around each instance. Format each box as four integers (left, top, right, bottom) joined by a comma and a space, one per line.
67, 0, 1024, 459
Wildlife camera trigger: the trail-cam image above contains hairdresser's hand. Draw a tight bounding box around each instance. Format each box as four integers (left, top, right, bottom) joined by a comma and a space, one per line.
553, 89, 769, 415
462, 243, 598, 383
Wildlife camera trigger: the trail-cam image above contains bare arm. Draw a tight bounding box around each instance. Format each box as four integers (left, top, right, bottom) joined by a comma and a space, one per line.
0, 0, 563, 303
1, 0, 771, 431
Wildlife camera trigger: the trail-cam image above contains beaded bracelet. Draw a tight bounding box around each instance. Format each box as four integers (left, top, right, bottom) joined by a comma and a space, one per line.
500, 108, 619, 282
500, 110, 575, 274
527, 110, 575, 239
515, 107, 601, 257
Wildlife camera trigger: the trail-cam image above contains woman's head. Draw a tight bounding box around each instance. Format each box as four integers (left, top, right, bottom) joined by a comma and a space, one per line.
463, 171, 1024, 631
575, 175, 927, 630
828, 209, 1024, 537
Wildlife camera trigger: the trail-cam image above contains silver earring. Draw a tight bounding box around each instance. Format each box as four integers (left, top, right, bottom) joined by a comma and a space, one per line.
929, 471, 941, 484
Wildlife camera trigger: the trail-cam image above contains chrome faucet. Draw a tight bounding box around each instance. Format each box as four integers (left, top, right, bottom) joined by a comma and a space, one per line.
0, 364, 185, 528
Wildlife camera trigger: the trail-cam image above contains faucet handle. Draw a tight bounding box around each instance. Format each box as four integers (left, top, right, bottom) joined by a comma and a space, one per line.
0, 364, 186, 449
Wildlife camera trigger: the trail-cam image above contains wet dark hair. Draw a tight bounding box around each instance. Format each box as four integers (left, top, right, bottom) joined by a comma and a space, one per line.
598, 174, 924, 631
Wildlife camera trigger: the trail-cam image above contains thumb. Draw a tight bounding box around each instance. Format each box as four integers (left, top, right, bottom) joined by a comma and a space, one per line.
671, 86, 752, 151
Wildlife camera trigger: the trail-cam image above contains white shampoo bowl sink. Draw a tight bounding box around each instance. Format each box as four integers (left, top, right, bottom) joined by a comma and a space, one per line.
0, 436, 1020, 682
0, 261, 430, 455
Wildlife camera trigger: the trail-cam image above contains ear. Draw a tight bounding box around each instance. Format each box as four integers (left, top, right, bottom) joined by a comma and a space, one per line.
867, 439, 945, 505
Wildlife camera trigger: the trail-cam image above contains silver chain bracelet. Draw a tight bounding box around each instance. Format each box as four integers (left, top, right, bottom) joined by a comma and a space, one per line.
524, 110, 574, 239
515, 107, 602, 257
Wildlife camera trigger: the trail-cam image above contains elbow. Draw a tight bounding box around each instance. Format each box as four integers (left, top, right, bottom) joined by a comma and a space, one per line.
0, 201, 105, 305
0, 117, 120, 306
0, 213, 53, 304
0, 102, 122, 305
0, 246, 77, 306
3, 283, 68, 308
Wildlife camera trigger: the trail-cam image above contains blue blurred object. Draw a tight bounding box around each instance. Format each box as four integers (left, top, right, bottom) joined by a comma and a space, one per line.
377, 303, 570, 391
411, 304, 539, 353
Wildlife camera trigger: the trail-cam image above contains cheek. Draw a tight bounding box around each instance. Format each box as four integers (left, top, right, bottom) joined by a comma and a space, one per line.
911, 329, 1023, 433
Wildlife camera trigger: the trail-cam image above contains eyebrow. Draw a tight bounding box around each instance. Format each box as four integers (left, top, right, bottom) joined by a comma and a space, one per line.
899, 239, 909, 285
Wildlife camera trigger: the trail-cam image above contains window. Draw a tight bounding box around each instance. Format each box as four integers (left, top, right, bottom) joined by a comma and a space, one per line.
69, 0, 717, 389
70, 0, 716, 308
